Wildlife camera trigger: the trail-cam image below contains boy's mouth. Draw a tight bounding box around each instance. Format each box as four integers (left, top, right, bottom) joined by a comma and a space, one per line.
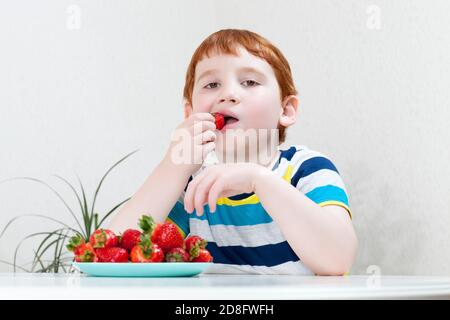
224, 116, 239, 126
221, 116, 239, 130
213, 111, 240, 130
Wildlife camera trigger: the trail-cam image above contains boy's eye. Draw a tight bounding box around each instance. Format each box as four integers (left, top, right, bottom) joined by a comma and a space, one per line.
242, 80, 260, 87
204, 82, 219, 89
204, 80, 260, 89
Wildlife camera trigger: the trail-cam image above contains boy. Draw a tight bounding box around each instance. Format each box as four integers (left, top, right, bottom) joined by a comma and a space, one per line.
109, 29, 357, 275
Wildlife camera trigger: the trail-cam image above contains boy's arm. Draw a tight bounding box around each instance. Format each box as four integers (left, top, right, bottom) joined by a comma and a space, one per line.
108, 154, 192, 233
108, 112, 216, 233
253, 171, 358, 276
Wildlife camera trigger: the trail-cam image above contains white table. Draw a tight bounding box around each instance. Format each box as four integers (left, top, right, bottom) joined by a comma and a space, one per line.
1, 273, 449, 299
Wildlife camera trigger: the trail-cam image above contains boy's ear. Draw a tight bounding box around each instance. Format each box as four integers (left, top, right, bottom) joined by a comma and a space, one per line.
184, 101, 193, 119
279, 95, 299, 128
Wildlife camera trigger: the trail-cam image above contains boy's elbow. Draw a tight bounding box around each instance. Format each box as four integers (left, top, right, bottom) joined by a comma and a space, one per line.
314, 263, 351, 276
314, 243, 358, 276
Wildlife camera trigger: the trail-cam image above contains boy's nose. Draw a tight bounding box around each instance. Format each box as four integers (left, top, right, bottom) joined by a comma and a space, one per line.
218, 91, 240, 105
219, 97, 237, 104
217, 82, 240, 105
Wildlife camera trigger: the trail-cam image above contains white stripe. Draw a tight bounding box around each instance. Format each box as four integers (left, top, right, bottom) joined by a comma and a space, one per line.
289, 146, 326, 175
189, 219, 287, 247
204, 261, 314, 275
273, 157, 290, 179
295, 169, 347, 194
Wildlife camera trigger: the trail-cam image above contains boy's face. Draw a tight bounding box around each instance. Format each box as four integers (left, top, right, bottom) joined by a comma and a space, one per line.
186, 46, 297, 156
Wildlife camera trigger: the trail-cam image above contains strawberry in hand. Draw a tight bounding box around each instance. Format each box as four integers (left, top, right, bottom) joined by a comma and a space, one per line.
212, 113, 225, 130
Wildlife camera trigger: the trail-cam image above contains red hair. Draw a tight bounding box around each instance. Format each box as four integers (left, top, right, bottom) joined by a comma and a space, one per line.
183, 29, 297, 144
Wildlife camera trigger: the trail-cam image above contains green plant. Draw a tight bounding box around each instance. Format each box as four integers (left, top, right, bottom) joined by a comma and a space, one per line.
0, 150, 138, 273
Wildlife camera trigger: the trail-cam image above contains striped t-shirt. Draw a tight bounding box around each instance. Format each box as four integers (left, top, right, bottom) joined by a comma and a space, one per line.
166, 144, 352, 275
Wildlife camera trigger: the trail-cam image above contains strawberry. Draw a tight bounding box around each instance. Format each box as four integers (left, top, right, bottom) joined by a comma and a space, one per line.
138, 214, 184, 252
120, 229, 142, 252
151, 222, 184, 252
165, 247, 189, 262
212, 113, 225, 130
66, 233, 86, 256
138, 215, 157, 234
185, 235, 207, 260
67, 234, 98, 262
96, 247, 129, 263
75, 244, 98, 262
191, 248, 213, 263
130, 233, 164, 263
89, 229, 118, 249
74, 245, 98, 262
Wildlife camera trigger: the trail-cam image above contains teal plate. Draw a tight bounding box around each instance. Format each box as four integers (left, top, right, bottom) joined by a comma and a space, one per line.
72, 262, 213, 277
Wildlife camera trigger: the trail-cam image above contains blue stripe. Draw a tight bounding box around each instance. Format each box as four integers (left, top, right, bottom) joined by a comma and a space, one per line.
190, 203, 273, 226
291, 156, 339, 187
305, 185, 349, 206
167, 201, 190, 236
280, 146, 297, 161
272, 146, 297, 171
229, 192, 254, 200
206, 241, 300, 267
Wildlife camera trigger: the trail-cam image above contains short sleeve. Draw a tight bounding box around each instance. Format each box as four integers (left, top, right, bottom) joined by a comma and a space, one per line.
165, 175, 193, 237
166, 200, 190, 238
290, 153, 352, 219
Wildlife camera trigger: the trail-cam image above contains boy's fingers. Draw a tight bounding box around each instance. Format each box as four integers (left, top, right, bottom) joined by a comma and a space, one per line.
191, 120, 216, 134
187, 114, 215, 130
193, 174, 217, 216
208, 179, 225, 213
184, 170, 208, 213
193, 130, 216, 145
192, 141, 215, 165
202, 142, 216, 159
192, 112, 215, 122
184, 184, 195, 214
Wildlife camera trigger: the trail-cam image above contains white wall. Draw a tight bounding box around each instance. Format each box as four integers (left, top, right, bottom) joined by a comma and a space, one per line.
1, 0, 449, 275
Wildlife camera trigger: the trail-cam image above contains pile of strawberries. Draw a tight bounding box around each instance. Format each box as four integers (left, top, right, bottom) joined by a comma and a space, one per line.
67, 215, 213, 263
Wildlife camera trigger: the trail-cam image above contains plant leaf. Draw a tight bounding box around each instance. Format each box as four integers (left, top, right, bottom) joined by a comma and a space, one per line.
75, 174, 91, 238
54, 229, 70, 273
90, 149, 138, 220
97, 197, 131, 227
32, 249, 46, 271
0, 177, 84, 232
0, 213, 79, 239
0, 259, 31, 272
13, 229, 68, 272
32, 231, 63, 270
32, 231, 70, 273
94, 213, 99, 230
51, 175, 86, 235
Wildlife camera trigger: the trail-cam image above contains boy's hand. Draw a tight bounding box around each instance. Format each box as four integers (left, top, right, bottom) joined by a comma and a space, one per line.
164, 112, 217, 176
183, 163, 271, 216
